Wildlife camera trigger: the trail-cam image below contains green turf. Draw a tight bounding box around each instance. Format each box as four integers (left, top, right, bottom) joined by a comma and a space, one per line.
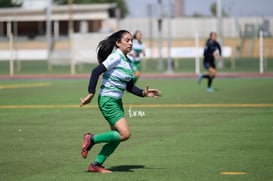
0, 57, 273, 75
0, 78, 273, 181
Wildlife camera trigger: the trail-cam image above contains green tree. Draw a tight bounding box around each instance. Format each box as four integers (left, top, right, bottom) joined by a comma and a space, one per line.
54, 0, 128, 18
192, 13, 205, 18
210, 2, 228, 17
0, 0, 21, 8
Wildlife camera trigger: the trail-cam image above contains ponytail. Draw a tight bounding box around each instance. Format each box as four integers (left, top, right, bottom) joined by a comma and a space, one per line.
97, 30, 130, 64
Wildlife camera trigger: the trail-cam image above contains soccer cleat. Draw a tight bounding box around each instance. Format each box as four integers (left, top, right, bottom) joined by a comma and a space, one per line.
197, 74, 202, 84
88, 163, 112, 173
207, 87, 214, 92
81, 133, 94, 159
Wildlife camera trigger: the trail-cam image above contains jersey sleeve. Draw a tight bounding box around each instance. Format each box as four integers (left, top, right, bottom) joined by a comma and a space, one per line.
126, 79, 144, 97
88, 64, 107, 94
102, 53, 121, 70
216, 42, 222, 56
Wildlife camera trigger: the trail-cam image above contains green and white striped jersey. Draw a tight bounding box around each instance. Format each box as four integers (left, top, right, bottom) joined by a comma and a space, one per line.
128, 39, 145, 62
100, 48, 134, 99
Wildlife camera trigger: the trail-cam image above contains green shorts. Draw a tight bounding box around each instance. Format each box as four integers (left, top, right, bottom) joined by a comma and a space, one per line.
98, 96, 124, 126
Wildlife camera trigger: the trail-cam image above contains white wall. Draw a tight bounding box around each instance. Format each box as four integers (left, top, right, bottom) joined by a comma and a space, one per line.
103, 17, 273, 39
22, 0, 48, 9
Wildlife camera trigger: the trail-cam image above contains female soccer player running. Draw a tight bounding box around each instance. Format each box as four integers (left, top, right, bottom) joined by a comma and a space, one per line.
128, 30, 146, 83
198, 32, 222, 92
80, 30, 161, 173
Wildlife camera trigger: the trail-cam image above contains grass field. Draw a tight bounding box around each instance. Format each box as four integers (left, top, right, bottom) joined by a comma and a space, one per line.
0, 78, 273, 181
0, 57, 273, 75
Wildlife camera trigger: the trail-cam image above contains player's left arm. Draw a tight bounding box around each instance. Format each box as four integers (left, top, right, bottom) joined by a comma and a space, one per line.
213, 42, 222, 61
126, 80, 161, 98
216, 41, 222, 56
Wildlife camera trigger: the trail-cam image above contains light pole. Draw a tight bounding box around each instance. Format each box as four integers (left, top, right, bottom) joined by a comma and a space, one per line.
157, 0, 163, 70
68, 0, 75, 75
217, 0, 224, 68
46, 0, 52, 71
166, 0, 173, 73
216, 0, 223, 45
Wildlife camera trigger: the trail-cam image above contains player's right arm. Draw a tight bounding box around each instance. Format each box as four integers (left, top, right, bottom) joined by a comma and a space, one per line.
80, 53, 120, 107
80, 64, 107, 107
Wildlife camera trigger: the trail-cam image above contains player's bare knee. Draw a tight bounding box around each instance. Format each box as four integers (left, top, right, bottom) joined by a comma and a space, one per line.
120, 130, 131, 141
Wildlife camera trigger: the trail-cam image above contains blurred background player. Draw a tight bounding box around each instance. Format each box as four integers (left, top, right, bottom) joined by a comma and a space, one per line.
198, 32, 222, 92
80, 30, 161, 173
128, 30, 146, 83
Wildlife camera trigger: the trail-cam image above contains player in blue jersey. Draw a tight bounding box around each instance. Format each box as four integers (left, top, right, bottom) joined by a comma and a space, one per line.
79, 30, 161, 173
198, 32, 222, 92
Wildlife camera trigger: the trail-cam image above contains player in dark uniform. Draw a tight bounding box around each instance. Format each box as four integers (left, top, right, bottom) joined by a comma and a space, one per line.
198, 32, 222, 92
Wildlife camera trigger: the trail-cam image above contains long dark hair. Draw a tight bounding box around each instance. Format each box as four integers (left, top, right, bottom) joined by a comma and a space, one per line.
97, 30, 130, 64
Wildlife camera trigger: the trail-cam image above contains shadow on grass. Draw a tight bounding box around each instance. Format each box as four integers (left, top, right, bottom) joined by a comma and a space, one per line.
109, 165, 165, 172
109, 165, 145, 172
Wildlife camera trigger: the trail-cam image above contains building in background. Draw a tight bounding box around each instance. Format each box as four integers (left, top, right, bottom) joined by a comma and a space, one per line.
0, 3, 116, 38
173, 0, 185, 17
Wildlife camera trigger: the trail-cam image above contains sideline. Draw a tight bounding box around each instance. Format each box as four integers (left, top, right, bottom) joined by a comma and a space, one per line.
1, 104, 273, 109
